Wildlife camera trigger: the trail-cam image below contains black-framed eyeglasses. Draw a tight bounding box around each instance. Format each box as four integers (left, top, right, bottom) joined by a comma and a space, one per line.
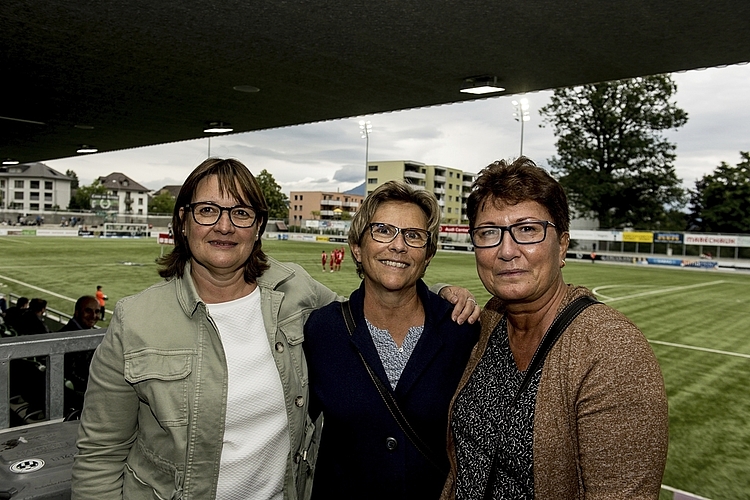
368, 222, 430, 248
469, 221, 556, 248
185, 202, 257, 228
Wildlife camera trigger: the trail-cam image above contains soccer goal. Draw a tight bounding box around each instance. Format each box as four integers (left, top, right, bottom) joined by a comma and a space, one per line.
102, 223, 150, 238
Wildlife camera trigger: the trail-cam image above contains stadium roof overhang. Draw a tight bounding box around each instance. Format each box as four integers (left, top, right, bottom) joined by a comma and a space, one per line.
2, 0, 750, 164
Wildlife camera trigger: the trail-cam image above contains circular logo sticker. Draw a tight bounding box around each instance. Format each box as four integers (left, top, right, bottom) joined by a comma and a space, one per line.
10, 458, 45, 473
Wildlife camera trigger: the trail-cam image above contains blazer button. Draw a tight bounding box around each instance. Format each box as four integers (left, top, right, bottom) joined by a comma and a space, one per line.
295, 396, 305, 407
275, 342, 285, 352
385, 437, 398, 451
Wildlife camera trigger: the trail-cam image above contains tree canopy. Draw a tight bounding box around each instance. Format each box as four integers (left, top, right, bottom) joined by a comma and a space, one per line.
255, 169, 288, 219
540, 75, 688, 230
66, 169, 80, 190
149, 191, 176, 215
68, 180, 108, 210
688, 152, 750, 233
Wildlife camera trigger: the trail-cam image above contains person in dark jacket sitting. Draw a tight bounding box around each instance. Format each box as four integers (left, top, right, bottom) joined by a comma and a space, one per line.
59, 296, 100, 332
4, 296, 29, 333
59, 295, 101, 417
17, 298, 49, 335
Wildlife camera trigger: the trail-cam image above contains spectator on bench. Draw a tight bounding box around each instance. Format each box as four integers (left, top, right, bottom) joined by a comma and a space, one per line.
59, 296, 100, 332
17, 298, 50, 335
4, 296, 29, 333
59, 295, 101, 418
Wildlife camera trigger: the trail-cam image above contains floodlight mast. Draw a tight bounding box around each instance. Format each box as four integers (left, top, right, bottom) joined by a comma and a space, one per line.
359, 120, 373, 195
512, 98, 530, 156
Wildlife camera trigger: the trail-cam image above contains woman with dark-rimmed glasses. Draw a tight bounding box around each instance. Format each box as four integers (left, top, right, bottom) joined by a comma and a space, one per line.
441, 157, 669, 500
303, 180, 481, 500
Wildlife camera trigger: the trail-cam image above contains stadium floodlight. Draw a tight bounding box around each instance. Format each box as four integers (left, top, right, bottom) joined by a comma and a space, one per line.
359, 120, 373, 195
512, 98, 530, 156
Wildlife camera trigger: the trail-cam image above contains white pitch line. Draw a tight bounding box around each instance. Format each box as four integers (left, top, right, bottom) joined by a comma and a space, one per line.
0, 273, 77, 303
0, 237, 32, 244
592, 280, 726, 303
660, 484, 712, 500
649, 340, 750, 359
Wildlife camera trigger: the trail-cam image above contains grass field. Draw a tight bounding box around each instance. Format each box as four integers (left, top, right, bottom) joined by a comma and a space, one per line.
2, 236, 749, 499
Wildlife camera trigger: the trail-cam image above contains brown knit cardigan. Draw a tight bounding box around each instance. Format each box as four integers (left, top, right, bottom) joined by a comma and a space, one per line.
441, 285, 669, 499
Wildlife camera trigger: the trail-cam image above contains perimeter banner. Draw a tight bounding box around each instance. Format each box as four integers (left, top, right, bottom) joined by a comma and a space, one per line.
684, 234, 738, 247
440, 224, 470, 234
622, 231, 654, 243
654, 232, 684, 244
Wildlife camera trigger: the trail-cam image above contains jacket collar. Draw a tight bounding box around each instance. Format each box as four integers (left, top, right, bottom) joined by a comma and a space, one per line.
175, 257, 296, 317
347, 279, 451, 396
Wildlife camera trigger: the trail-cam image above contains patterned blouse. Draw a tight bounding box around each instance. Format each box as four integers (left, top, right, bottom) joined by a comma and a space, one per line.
366, 318, 424, 389
451, 317, 542, 499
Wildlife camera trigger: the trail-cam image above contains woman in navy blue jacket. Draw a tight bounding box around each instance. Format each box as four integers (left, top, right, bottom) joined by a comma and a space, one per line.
303, 181, 480, 500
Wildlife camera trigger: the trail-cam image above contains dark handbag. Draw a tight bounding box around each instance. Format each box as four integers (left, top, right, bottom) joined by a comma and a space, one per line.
340, 300, 447, 474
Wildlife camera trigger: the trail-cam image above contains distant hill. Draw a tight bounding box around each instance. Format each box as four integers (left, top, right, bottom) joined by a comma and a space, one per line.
345, 182, 365, 196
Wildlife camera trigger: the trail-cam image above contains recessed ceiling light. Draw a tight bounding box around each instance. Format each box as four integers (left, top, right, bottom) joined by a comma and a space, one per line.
204, 122, 234, 133
460, 76, 505, 95
233, 85, 260, 93
77, 145, 98, 154
2, 158, 20, 165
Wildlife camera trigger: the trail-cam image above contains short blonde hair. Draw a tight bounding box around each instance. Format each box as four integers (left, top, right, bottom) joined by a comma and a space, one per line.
348, 181, 440, 278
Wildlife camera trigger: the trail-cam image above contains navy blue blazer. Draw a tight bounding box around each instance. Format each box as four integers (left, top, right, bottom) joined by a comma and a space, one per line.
304, 280, 479, 500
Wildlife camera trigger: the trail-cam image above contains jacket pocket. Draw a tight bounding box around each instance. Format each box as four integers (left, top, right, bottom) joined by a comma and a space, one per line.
295, 414, 323, 500
124, 348, 195, 426
278, 313, 308, 384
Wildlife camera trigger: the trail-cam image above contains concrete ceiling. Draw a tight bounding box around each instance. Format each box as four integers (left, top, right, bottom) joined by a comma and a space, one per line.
2, 0, 750, 164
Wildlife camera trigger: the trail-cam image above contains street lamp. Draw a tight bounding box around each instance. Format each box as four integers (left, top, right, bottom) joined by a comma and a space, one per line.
512, 98, 530, 156
359, 120, 372, 195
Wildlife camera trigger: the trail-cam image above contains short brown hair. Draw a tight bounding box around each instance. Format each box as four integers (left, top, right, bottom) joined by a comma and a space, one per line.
158, 158, 270, 282
467, 156, 570, 234
348, 180, 440, 278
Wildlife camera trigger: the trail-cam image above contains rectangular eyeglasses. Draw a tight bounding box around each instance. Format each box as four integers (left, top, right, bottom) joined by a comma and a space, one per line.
470, 221, 555, 248
368, 222, 430, 248
186, 202, 257, 228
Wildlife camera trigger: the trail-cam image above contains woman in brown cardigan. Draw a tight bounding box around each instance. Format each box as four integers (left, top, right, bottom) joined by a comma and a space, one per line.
441, 157, 668, 499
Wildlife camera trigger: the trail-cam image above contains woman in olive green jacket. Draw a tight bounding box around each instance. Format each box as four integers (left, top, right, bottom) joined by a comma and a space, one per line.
72, 159, 338, 500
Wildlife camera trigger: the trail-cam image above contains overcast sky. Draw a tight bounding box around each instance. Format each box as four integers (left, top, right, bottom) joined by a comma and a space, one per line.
48, 63, 750, 196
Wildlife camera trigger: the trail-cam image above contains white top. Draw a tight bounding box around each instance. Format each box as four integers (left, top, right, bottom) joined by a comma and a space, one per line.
208, 288, 289, 500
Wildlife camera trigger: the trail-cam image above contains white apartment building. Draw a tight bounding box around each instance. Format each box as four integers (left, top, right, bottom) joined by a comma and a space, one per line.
0, 162, 73, 212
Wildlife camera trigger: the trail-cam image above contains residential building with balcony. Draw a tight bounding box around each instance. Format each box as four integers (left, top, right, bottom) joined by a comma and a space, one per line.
97, 173, 150, 216
289, 191, 364, 227
365, 160, 476, 224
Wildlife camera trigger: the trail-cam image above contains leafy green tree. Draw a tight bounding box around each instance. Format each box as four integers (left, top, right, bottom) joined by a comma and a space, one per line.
688, 152, 750, 233
149, 191, 176, 215
66, 169, 80, 189
68, 180, 108, 210
256, 169, 288, 219
540, 75, 688, 229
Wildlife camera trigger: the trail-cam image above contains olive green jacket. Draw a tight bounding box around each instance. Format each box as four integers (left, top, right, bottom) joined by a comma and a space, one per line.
72, 258, 338, 500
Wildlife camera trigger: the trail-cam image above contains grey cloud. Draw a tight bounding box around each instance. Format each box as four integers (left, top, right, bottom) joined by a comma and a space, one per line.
333, 164, 365, 183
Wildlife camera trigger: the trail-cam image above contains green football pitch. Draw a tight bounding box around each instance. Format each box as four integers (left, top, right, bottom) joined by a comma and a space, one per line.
2, 236, 749, 499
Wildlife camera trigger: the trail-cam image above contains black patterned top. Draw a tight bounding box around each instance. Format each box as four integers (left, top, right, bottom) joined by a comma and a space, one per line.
451, 317, 541, 500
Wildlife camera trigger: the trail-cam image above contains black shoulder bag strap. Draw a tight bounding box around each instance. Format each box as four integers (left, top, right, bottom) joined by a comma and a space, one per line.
511, 294, 600, 407
341, 300, 447, 475
481, 295, 600, 499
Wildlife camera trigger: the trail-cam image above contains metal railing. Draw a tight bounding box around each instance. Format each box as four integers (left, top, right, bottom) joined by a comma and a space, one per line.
0, 329, 105, 428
